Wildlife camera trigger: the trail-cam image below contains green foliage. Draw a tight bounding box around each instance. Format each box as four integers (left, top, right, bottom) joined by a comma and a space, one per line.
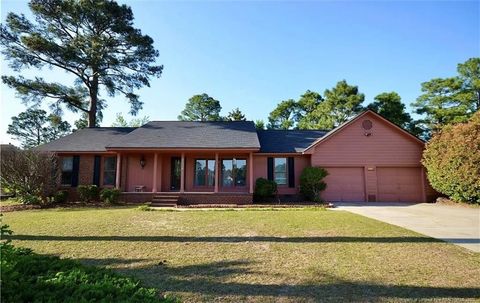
7, 108, 71, 148
111, 112, 150, 127
267, 81, 364, 130
422, 112, 480, 204
136, 204, 155, 211
0, 149, 58, 204
267, 99, 297, 129
226, 108, 247, 121
54, 190, 69, 204
0, 245, 176, 303
77, 185, 100, 203
299, 167, 328, 202
295, 90, 325, 129
1, 215, 13, 249
367, 92, 412, 127
412, 58, 480, 137
100, 188, 121, 204
255, 120, 265, 130
0, 0, 163, 127
321, 80, 365, 128
178, 93, 222, 121
254, 178, 278, 201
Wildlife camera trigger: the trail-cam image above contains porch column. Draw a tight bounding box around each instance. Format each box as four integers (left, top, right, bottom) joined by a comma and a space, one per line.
214, 152, 219, 193
115, 153, 121, 189
180, 152, 185, 193
152, 153, 158, 193
249, 152, 254, 194
158, 155, 162, 192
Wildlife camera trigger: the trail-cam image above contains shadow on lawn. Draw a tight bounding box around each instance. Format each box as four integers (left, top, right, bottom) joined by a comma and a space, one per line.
85, 258, 480, 301
8, 234, 454, 243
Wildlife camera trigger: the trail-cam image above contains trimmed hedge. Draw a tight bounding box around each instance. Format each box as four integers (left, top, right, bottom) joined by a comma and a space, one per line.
100, 188, 121, 204
299, 167, 328, 202
422, 112, 480, 204
77, 185, 100, 202
253, 178, 277, 201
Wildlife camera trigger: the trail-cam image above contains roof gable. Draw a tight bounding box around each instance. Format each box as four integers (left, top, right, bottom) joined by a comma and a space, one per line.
303, 110, 424, 153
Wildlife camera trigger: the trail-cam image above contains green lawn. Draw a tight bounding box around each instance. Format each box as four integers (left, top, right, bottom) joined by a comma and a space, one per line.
3, 207, 480, 302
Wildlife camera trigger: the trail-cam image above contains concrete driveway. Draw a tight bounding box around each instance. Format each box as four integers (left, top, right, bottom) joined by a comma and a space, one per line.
333, 202, 480, 252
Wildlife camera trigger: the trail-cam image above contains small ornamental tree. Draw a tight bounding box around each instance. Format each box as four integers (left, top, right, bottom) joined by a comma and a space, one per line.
299, 167, 328, 202
0, 149, 58, 204
422, 112, 480, 204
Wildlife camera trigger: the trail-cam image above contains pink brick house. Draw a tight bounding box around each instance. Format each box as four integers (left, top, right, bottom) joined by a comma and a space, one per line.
37, 110, 436, 204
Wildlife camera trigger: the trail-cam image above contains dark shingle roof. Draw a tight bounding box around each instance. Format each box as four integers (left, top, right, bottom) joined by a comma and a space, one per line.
257, 130, 328, 153
36, 127, 136, 152
107, 121, 260, 149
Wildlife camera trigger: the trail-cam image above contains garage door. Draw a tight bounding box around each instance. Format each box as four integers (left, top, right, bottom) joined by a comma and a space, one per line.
322, 167, 365, 202
377, 167, 423, 202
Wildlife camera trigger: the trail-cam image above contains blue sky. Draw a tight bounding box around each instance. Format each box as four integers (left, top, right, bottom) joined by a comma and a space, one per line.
1, 0, 479, 144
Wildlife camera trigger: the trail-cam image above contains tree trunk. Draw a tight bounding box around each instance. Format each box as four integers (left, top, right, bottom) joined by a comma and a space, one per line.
88, 76, 99, 128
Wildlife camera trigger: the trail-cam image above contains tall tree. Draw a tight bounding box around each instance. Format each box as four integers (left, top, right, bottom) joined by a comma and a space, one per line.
1, 0, 163, 128
267, 99, 297, 129
412, 58, 480, 135
321, 80, 365, 127
226, 108, 246, 121
295, 90, 325, 129
178, 93, 222, 121
255, 120, 265, 130
7, 108, 71, 148
111, 112, 149, 127
367, 92, 412, 127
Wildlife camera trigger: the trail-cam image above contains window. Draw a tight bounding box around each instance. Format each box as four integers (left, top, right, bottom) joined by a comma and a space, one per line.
61, 157, 73, 185
194, 159, 215, 186
222, 158, 247, 187
103, 156, 117, 186
274, 158, 287, 185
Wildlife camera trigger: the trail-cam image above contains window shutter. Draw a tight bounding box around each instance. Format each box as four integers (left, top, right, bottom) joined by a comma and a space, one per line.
288, 157, 295, 188
71, 155, 80, 187
93, 155, 101, 186
267, 157, 274, 181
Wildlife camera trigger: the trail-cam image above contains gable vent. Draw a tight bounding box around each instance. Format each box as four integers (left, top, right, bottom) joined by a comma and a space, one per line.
362, 119, 373, 130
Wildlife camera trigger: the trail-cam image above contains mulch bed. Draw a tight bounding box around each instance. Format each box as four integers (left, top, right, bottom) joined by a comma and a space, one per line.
1, 204, 42, 212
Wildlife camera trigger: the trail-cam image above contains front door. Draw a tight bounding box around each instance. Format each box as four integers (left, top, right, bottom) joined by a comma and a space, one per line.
170, 157, 181, 191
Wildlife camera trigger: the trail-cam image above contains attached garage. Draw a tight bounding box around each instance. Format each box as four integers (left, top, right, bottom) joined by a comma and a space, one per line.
377, 167, 423, 202
306, 110, 432, 203
322, 167, 365, 202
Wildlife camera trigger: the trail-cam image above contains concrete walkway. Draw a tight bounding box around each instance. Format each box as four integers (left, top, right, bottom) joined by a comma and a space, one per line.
333, 202, 480, 252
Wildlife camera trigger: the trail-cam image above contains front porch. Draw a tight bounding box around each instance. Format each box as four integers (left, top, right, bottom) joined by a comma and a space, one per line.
114, 150, 255, 203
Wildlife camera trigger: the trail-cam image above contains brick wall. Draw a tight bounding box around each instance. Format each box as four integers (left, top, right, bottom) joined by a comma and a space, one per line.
78, 155, 94, 185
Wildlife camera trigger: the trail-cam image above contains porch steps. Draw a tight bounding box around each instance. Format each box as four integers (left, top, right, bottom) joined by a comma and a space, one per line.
151, 195, 179, 207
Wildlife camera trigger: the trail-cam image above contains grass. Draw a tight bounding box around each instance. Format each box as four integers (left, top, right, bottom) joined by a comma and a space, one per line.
3, 207, 480, 302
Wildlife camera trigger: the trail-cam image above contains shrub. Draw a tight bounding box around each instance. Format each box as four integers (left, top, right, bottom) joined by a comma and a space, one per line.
77, 185, 100, 202
0, 244, 176, 303
254, 178, 277, 201
100, 188, 121, 204
299, 167, 329, 202
422, 112, 480, 204
136, 204, 155, 211
0, 149, 58, 204
54, 190, 69, 204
